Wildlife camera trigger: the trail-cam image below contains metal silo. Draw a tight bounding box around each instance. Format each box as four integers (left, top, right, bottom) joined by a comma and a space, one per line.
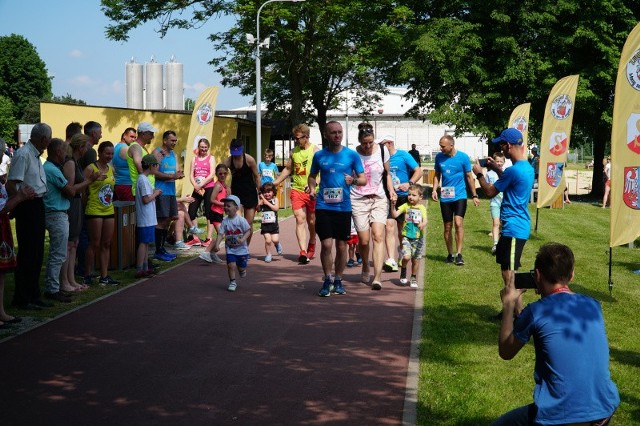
125, 58, 143, 109
165, 56, 184, 110
145, 56, 163, 110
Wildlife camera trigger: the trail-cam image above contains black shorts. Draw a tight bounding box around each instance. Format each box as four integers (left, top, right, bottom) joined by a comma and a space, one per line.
315, 209, 352, 241
495, 236, 527, 271
233, 188, 259, 210
156, 195, 178, 219
439, 199, 467, 223
261, 223, 280, 235
209, 211, 224, 225
387, 194, 408, 221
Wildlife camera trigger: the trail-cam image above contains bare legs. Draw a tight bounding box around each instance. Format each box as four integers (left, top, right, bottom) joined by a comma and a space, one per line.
358, 222, 386, 284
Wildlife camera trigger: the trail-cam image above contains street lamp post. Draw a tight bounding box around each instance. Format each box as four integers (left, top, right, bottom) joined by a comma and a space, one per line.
250, 0, 304, 160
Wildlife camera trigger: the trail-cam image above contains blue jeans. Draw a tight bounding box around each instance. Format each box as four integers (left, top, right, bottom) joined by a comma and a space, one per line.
45, 211, 69, 294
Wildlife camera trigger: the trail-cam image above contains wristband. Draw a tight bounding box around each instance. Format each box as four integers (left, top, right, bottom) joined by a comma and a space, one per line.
476, 173, 484, 180
473, 195, 479, 198
409, 180, 414, 185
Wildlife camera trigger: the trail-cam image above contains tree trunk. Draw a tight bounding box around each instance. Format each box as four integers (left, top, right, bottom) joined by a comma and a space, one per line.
316, 106, 328, 148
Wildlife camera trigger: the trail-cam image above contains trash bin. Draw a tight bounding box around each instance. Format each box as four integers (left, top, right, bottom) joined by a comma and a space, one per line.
110, 201, 137, 270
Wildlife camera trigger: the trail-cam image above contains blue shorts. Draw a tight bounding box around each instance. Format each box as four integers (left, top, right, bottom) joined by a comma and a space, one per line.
226, 253, 248, 268
137, 226, 155, 244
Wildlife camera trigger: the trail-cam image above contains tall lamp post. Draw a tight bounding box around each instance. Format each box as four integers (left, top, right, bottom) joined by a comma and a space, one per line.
247, 0, 305, 160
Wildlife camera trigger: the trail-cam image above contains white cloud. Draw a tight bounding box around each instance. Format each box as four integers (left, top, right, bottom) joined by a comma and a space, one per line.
70, 75, 97, 87
68, 49, 83, 58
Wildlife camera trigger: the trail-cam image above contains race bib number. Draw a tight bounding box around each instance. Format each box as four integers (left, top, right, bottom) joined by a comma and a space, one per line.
262, 169, 274, 178
225, 234, 239, 246
262, 211, 276, 224
441, 186, 455, 199
323, 187, 343, 204
407, 208, 423, 223
195, 177, 204, 185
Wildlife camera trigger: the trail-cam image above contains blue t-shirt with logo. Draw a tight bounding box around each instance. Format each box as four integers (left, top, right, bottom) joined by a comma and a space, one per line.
434, 150, 472, 203
310, 146, 364, 212
389, 150, 419, 197
493, 159, 534, 239
258, 161, 279, 185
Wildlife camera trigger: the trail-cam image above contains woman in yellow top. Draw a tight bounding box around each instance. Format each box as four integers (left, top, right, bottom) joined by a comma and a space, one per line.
83, 141, 116, 285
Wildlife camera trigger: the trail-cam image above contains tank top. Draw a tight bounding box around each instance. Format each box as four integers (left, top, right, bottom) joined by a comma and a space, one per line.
64, 156, 85, 199
290, 143, 316, 191
85, 163, 115, 216
193, 154, 215, 189
154, 148, 177, 196
127, 141, 155, 196
260, 197, 279, 225
211, 181, 227, 215
113, 142, 131, 185
230, 154, 254, 193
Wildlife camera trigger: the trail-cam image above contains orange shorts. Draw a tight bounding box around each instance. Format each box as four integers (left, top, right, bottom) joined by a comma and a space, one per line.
290, 188, 316, 213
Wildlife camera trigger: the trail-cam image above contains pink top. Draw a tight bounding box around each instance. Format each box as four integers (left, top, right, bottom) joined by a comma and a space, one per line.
193, 155, 215, 189
211, 181, 227, 214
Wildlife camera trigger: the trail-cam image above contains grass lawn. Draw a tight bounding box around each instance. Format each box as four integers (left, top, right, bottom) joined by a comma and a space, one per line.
420, 197, 640, 424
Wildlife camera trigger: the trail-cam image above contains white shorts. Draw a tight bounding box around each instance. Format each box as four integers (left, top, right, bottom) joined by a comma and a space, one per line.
351, 195, 389, 232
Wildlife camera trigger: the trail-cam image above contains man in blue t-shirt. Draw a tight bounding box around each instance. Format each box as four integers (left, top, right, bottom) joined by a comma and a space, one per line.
493, 243, 619, 426
308, 121, 365, 297
381, 135, 423, 272
473, 128, 534, 314
432, 135, 479, 266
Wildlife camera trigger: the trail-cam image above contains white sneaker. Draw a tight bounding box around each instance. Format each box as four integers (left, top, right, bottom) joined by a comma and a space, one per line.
174, 241, 191, 250
189, 225, 203, 234
265, 254, 273, 263
199, 252, 212, 263
410, 276, 418, 288
276, 242, 283, 255
228, 281, 237, 292
210, 253, 224, 264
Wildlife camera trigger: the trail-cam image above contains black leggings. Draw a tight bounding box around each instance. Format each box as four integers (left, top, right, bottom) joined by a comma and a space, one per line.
188, 186, 214, 221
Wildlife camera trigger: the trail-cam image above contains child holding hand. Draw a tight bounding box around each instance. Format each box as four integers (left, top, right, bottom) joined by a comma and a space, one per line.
391, 184, 427, 288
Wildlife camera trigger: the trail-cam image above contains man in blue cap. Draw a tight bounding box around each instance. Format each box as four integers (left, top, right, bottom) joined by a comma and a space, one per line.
472, 128, 534, 315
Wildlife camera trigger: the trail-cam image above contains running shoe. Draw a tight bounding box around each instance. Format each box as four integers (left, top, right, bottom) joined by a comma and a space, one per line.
410, 276, 418, 288
371, 281, 382, 290
185, 236, 202, 247
199, 252, 212, 263
383, 258, 398, 272
265, 254, 273, 263
298, 250, 310, 264
276, 242, 283, 255
201, 238, 211, 248
455, 253, 465, 266
239, 269, 247, 278
356, 253, 363, 264
491, 244, 497, 255
159, 247, 177, 260
211, 253, 224, 264
83, 275, 94, 285
134, 270, 150, 279
446, 254, 455, 264
307, 242, 316, 260
98, 275, 120, 286
174, 241, 191, 250
399, 267, 408, 285
189, 225, 203, 235
346, 259, 356, 268
333, 278, 346, 295
154, 251, 174, 262
228, 281, 237, 292
318, 277, 332, 297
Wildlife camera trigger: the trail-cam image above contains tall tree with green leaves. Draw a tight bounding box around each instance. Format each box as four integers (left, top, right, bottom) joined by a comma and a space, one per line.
0, 95, 17, 142
390, 0, 640, 195
102, 0, 403, 144
0, 34, 52, 122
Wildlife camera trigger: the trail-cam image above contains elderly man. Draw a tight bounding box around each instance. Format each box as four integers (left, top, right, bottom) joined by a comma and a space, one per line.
8, 123, 51, 310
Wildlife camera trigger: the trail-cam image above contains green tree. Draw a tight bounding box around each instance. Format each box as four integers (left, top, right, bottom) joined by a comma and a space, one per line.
52, 93, 87, 105
0, 34, 52, 122
391, 0, 640, 196
101, 0, 402, 144
0, 95, 17, 142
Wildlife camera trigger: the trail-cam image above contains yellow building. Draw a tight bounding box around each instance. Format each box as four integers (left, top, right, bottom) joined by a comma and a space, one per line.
40, 101, 266, 194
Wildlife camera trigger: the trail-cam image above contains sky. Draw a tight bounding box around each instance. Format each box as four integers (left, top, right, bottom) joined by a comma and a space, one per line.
0, 0, 251, 110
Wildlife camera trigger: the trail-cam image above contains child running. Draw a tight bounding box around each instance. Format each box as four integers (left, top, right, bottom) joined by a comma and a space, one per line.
346, 217, 359, 267
258, 149, 279, 185
134, 154, 162, 278
212, 195, 251, 292
486, 152, 505, 254
391, 184, 427, 288
199, 164, 229, 264
258, 182, 282, 262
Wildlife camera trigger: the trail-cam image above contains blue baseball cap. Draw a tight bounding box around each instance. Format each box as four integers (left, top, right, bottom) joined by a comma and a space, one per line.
221, 194, 241, 207
492, 128, 524, 145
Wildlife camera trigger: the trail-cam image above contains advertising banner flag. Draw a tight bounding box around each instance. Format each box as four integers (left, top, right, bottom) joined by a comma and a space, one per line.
536, 75, 579, 208
181, 86, 219, 198
508, 103, 531, 147
610, 23, 640, 247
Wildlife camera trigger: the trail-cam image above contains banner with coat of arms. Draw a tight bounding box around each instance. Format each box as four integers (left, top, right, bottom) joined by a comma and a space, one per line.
536, 75, 579, 209
610, 22, 640, 247
181, 86, 219, 198
508, 103, 531, 148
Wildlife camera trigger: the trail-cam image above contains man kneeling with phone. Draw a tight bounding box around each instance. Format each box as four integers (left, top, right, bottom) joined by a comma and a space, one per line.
494, 243, 619, 426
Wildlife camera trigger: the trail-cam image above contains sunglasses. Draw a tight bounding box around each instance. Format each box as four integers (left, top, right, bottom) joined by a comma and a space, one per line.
359, 128, 374, 135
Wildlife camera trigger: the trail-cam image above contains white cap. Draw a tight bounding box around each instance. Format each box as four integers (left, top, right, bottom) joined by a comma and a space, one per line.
379, 134, 395, 143
137, 122, 158, 133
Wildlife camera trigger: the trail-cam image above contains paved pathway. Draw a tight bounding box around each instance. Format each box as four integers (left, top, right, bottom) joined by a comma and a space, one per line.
0, 216, 422, 425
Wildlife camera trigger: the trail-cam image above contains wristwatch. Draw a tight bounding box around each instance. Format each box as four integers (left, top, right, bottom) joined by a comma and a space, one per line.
476, 173, 484, 180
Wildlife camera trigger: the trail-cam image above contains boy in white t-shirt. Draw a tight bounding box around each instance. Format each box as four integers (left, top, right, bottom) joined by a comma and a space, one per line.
486, 152, 505, 254
212, 195, 251, 292
135, 154, 163, 279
